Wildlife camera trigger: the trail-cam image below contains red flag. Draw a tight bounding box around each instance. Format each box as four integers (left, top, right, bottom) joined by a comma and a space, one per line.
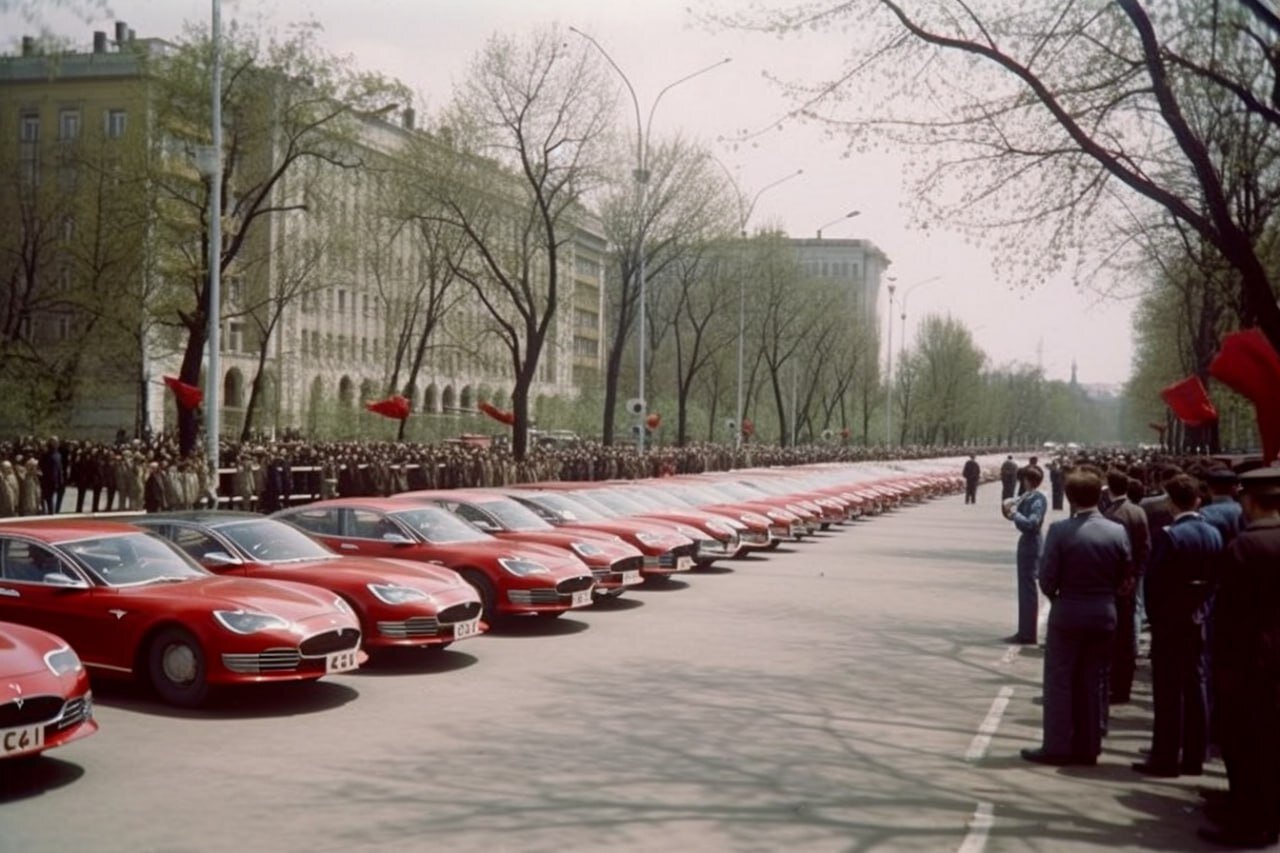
477, 400, 515, 426
645, 413, 661, 431
1159, 376, 1218, 427
1210, 328, 1280, 463
741, 418, 754, 438
365, 395, 411, 420
163, 375, 203, 410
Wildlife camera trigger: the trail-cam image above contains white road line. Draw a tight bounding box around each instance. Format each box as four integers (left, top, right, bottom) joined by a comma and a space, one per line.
998, 645, 1019, 666
958, 802, 995, 853
965, 686, 1014, 761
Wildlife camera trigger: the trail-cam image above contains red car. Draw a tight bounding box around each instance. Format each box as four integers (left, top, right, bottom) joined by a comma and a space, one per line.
0, 519, 365, 707
502, 489, 699, 579
132, 512, 485, 652
273, 498, 596, 621
390, 491, 646, 599
1, 621, 97, 760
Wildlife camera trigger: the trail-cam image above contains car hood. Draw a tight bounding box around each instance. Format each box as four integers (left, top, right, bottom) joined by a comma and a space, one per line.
114, 574, 344, 620
252, 556, 467, 592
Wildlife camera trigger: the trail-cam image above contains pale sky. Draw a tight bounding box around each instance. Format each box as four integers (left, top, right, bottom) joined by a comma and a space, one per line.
6, 0, 1138, 386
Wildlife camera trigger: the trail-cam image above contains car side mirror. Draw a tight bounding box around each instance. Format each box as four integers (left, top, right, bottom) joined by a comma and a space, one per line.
381, 533, 414, 546
45, 572, 89, 590
203, 551, 240, 566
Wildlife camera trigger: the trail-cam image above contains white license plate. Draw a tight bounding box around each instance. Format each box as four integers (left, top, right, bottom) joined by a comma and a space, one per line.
1, 723, 45, 757
452, 617, 481, 640
570, 589, 592, 607
325, 649, 359, 673
620, 570, 641, 585
676, 556, 694, 572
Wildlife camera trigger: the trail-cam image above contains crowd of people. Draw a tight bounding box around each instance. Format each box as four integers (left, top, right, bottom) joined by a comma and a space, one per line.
989, 449, 1279, 850
0, 433, 1014, 517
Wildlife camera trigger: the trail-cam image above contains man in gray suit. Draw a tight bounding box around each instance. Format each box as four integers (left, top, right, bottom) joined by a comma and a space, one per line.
1022, 469, 1130, 766
1104, 469, 1151, 704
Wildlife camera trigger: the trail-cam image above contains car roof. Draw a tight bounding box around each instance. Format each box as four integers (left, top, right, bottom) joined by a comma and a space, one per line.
394, 489, 499, 503
281, 497, 424, 512
136, 510, 266, 526
0, 517, 141, 541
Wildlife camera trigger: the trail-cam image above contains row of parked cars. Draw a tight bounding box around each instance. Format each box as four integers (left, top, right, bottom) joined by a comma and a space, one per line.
0, 460, 965, 761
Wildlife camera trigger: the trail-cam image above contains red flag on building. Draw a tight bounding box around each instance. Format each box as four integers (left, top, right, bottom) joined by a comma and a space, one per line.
1210, 328, 1280, 463
1159, 376, 1218, 427
365, 395, 411, 420
163, 375, 203, 410
477, 400, 515, 426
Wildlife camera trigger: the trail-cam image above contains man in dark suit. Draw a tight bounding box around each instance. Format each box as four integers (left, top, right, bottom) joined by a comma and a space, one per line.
1022, 468, 1130, 766
1199, 466, 1280, 848
962, 455, 981, 504
1104, 469, 1151, 704
1199, 467, 1244, 546
1000, 456, 1018, 500
1134, 474, 1223, 778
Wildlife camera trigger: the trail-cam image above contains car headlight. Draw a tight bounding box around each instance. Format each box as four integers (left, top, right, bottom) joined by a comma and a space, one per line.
367, 583, 432, 605
570, 542, 605, 558
213, 609, 291, 635
44, 645, 82, 676
497, 557, 551, 577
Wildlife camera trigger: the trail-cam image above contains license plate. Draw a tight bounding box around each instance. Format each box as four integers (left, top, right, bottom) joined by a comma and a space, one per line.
452, 617, 480, 640
570, 589, 592, 607
1, 723, 45, 758
620, 570, 641, 585
325, 649, 359, 673
676, 556, 694, 572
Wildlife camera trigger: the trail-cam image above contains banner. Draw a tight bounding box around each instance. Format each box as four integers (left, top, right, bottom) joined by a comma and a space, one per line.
365, 395, 411, 420
163, 375, 203, 410
1159, 375, 1217, 427
478, 400, 515, 426
1210, 328, 1280, 463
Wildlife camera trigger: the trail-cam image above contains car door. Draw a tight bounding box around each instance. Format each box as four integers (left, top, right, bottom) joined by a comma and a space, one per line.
0, 537, 105, 666
329, 508, 411, 558
143, 522, 248, 577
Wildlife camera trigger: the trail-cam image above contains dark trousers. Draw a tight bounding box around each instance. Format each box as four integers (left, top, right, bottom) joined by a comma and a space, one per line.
964, 480, 978, 504
1016, 550, 1039, 642
1001, 477, 1015, 500
1149, 622, 1208, 770
1219, 686, 1280, 834
1043, 619, 1115, 757
1109, 593, 1138, 701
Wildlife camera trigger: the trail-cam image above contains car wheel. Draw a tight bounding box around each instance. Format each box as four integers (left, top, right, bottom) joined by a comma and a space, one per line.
148, 627, 209, 707
458, 569, 496, 622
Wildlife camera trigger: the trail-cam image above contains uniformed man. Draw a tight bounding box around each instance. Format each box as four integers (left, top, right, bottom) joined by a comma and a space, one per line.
1104, 469, 1151, 704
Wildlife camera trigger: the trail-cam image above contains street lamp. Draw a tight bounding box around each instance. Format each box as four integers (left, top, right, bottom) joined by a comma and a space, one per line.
816, 210, 860, 239
885, 277, 896, 446
570, 27, 730, 454
707, 159, 803, 452
898, 275, 942, 358
206, 0, 223, 500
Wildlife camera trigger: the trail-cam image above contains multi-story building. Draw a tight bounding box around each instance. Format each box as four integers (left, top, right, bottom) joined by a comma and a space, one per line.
791, 237, 891, 321
1, 24, 607, 440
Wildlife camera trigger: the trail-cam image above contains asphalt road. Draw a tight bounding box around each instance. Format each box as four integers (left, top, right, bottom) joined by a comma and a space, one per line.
0, 463, 1227, 852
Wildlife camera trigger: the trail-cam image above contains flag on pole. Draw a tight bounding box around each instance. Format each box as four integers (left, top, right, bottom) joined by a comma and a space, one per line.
163, 375, 204, 410
1159, 376, 1218, 427
365, 395, 411, 420
1210, 328, 1280, 463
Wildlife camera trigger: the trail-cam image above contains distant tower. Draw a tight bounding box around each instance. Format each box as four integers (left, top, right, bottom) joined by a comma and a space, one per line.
1070, 358, 1078, 387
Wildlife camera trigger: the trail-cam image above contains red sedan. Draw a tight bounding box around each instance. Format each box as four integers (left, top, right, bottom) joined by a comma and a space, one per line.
390, 491, 645, 599
273, 498, 596, 621
0, 519, 365, 707
0, 621, 97, 760
132, 512, 485, 652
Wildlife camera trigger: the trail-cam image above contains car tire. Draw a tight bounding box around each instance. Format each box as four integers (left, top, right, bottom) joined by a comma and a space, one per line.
148, 627, 209, 707
457, 569, 496, 622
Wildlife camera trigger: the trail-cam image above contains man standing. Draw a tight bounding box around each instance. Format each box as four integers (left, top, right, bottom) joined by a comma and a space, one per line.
962, 455, 981, 504
1200, 467, 1280, 848
1049, 459, 1066, 511
1022, 468, 1130, 766
1134, 474, 1223, 777
1003, 466, 1048, 645
1199, 468, 1244, 545
1104, 470, 1151, 704
1000, 455, 1018, 500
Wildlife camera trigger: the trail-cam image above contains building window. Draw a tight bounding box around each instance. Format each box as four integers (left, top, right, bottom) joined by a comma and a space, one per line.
105, 109, 126, 139
574, 308, 597, 330
226, 321, 245, 354
337, 289, 345, 312
61, 216, 75, 242
573, 336, 597, 358
300, 333, 308, 357
55, 315, 72, 341
19, 112, 40, 143
58, 109, 81, 142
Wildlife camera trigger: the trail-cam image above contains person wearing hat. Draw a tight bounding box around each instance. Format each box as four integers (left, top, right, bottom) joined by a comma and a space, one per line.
1199, 466, 1280, 849
1200, 467, 1245, 546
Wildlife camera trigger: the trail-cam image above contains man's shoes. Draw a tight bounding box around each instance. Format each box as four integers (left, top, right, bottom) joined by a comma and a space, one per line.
1021, 747, 1094, 766
1003, 634, 1036, 645
1181, 763, 1204, 776
1196, 825, 1279, 849
1131, 760, 1180, 777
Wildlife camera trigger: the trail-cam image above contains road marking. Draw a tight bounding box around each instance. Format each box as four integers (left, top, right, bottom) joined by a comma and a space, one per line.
958, 802, 995, 853
998, 645, 1019, 665
965, 686, 1013, 761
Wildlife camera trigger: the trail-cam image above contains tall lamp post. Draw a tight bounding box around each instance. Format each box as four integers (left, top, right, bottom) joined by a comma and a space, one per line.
570, 27, 729, 454
206, 0, 223, 499
708, 160, 804, 452
884, 278, 896, 446
816, 210, 860, 239
898, 275, 942, 358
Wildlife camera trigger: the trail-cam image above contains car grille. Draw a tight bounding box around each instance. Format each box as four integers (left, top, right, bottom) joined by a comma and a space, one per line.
55, 694, 92, 731
299, 628, 362, 657
377, 616, 441, 639
507, 588, 564, 605
610, 556, 644, 574
438, 601, 482, 624
739, 531, 769, 545
0, 695, 64, 728
769, 524, 791, 538
556, 576, 594, 594
222, 648, 302, 674
696, 535, 738, 557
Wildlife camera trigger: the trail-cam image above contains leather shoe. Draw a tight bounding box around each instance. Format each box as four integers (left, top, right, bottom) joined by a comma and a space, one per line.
1022, 747, 1091, 766
1196, 825, 1279, 849
1002, 634, 1036, 644
1132, 760, 1180, 777
1181, 764, 1204, 776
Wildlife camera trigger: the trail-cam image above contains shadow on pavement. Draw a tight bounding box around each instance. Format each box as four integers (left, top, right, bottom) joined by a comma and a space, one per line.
359, 648, 480, 676
0, 756, 85, 803
90, 678, 360, 719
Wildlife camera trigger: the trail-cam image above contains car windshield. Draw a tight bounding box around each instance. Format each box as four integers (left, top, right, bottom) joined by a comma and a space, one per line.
217, 519, 335, 562
476, 498, 553, 531
392, 506, 491, 543
65, 533, 208, 587
583, 489, 649, 515
564, 491, 623, 518
518, 492, 607, 522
